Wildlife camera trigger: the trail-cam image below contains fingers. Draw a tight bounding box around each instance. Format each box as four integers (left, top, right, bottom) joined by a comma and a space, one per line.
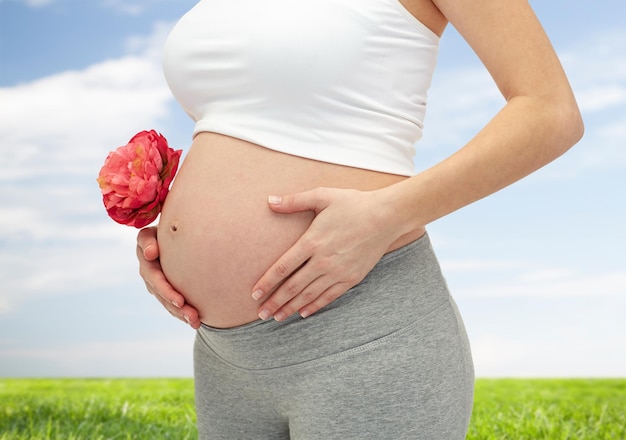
154, 294, 201, 329
260, 276, 353, 322
271, 275, 337, 321
254, 187, 388, 322
137, 226, 159, 261
255, 260, 323, 320
252, 233, 315, 295
299, 283, 351, 319
253, 243, 362, 322
136, 228, 200, 329
267, 187, 330, 214
253, 187, 360, 321
251, 188, 334, 305
148, 280, 198, 324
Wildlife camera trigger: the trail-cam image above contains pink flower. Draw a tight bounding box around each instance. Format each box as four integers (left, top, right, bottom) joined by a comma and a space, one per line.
97, 130, 182, 228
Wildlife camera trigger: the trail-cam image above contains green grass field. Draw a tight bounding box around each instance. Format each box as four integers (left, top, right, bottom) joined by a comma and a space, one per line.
1, 378, 624, 439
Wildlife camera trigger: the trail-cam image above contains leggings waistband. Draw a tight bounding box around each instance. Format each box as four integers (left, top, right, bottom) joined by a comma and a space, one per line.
196, 232, 452, 370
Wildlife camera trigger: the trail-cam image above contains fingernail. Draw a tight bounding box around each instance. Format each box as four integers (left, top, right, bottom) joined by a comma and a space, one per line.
268, 195, 282, 205
172, 301, 180, 308
251, 290, 263, 300
258, 309, 272, 320
184, 315, 191, 323
300, 310, 310, 319
274, 311, 286, 322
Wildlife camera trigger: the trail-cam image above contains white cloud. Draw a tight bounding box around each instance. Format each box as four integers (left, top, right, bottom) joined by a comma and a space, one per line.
0, 229, 140, 313
2, 0, 182, 14
422, 28, 626, 175
554, 31, 626, 170
21, 0, 54, 7
454, 270, 626, 299
471, 335, 537, 376
0, 337, 194, 377
441, 258, 531, 272
125, 20, 175, 60
0, 298, 9, 315
421, 66, 502, 151
576, 114, 626, 167
561, 31, 626, 109
101, 0, 144, 15
472, 332, 626, 377
441, 255, 626, 299
0, 23, 174, 313
0, 54, 172, 181
575, 85, 626, 113
101, 0, 178, 16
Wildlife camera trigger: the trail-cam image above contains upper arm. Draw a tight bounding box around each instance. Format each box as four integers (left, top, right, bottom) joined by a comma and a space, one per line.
432, 0, 575, 103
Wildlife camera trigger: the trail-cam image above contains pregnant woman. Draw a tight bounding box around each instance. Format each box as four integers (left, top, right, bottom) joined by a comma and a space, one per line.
136, 0, 583, 438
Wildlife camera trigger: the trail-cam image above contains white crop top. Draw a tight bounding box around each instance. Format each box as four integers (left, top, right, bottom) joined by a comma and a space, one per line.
163, 0, 440, 176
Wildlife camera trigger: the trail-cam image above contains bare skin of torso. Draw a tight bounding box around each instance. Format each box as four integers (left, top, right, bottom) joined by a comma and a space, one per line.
157, 0, 448, 329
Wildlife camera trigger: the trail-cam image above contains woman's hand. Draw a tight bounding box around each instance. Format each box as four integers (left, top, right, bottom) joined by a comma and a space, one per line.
251, 187, 406, 322
136, 227, 201, 329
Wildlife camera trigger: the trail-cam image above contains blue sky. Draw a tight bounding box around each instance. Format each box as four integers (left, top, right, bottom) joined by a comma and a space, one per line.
0, 0, 624, 378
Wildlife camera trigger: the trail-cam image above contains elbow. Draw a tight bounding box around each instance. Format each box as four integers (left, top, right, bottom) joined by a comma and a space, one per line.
551, 97, 585, 157
563, 102, 585, 148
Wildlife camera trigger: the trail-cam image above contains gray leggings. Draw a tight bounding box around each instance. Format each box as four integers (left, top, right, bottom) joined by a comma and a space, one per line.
194, 233, 474, 439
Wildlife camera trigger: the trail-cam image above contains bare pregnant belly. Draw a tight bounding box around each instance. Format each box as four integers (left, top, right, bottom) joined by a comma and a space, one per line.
157, 133, 423, 328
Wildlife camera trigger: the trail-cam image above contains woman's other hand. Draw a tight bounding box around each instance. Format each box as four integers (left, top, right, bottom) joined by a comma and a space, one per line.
251, 187, 410, 322
136, 227, 201, 329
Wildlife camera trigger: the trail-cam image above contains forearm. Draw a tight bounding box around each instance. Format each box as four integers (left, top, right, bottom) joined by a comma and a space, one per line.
383, 94, 583, 233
